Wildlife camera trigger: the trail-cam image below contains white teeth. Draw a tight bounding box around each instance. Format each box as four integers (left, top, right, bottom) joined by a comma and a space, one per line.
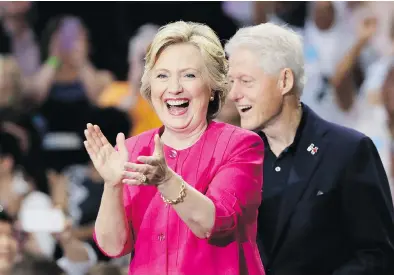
166, 100, 189, 106
239, 105, 252, 110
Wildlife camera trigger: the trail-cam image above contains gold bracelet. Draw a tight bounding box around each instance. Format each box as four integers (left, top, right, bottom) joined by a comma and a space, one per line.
160, 178, 187, 205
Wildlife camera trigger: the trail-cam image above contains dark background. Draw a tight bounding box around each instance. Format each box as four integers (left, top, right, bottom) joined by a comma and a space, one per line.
26, 1, 238, 80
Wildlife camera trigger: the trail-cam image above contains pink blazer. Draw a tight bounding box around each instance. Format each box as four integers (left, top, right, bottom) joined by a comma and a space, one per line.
94, 121, 265, 275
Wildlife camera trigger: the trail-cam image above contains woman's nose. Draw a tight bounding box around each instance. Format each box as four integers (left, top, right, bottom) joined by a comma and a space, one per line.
167, 77, 182, 94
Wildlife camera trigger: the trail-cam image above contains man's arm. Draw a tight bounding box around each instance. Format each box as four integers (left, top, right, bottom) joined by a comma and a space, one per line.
333, 137, 394, 275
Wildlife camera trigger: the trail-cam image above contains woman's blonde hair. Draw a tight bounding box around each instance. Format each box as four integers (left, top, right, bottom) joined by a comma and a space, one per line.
140, 21, 228, 120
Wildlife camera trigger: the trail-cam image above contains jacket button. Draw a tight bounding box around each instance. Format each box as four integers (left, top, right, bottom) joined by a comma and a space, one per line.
157, 233, 165, 241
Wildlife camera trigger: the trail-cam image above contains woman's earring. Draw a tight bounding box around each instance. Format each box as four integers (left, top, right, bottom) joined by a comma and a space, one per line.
210, 95, 214, 101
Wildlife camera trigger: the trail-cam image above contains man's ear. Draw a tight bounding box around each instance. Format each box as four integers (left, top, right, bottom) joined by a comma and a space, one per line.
278, 68, 295, 96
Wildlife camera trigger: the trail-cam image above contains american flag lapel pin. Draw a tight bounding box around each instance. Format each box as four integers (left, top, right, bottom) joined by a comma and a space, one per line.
307, 143, 318, 155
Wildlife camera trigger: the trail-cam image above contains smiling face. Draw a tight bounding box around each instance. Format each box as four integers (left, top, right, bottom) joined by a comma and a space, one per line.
0, 221, 17, 274
149, 43, 211, 133
228, 48, 284, 131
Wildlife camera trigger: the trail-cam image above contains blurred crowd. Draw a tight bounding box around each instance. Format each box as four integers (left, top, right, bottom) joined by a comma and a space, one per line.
0, 1, 394, 275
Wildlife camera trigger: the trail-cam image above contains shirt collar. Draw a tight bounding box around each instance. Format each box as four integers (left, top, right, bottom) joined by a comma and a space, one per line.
257, 104, 308, 153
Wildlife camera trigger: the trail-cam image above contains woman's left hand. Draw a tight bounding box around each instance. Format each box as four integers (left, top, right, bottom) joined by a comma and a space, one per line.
123, 134, 172, 186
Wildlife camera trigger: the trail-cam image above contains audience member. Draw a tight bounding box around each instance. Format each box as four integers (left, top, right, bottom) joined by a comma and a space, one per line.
0, 1, 40, 77
302, 2, 377, 128
0, 54, 49, 195
0, 129, 56, 258
0, 131, 29, 218
51, 107, 131, 263
54, 219, 98, 275
10, 253, 64, 275
30, 16, 113, 172
0, 208, 17, 275
99, 24, 162, 136
348, 2, 394, 58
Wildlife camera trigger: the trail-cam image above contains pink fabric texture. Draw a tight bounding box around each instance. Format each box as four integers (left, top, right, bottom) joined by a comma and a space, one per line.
94, 121, 265, 275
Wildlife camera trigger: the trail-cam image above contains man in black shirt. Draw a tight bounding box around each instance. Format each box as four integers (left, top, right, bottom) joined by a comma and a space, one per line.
256, 108, 306, 262
225, 22, 394, 275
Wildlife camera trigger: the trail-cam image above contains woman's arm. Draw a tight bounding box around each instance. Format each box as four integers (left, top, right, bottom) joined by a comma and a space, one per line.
79, 64, 113, 104
330, 17, 376, 111
84, 125, 134, 258
11, 28, 41, 77
72, 224, 95, 241
94, 184, 133, 257
28, 58, 59, 103
158, 173, 215, 239
156, 132, 264, 239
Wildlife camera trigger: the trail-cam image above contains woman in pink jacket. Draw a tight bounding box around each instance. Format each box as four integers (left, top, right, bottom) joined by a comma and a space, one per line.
84, 21, 265, 275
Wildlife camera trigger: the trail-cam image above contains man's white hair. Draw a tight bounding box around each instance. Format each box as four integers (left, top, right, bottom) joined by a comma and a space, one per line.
225, 22, 305, 94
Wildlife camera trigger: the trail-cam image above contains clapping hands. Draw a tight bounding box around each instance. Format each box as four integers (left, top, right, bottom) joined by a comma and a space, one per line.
84, 123, 128, 186
84, 124, 173, 187
123, 134, 173, 186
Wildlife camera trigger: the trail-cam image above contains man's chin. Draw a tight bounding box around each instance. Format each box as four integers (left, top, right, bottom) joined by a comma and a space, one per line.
240, 120, 257, 131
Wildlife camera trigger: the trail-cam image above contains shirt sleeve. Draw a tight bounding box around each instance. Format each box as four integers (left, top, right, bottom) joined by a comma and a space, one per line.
205, 130, 264, 239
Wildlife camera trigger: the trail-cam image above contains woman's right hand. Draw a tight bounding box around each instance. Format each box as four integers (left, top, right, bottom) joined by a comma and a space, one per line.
83, 123, 128, 186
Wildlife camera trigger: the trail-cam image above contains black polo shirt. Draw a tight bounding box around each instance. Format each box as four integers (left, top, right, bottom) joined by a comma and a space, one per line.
257, 107, 307, 261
